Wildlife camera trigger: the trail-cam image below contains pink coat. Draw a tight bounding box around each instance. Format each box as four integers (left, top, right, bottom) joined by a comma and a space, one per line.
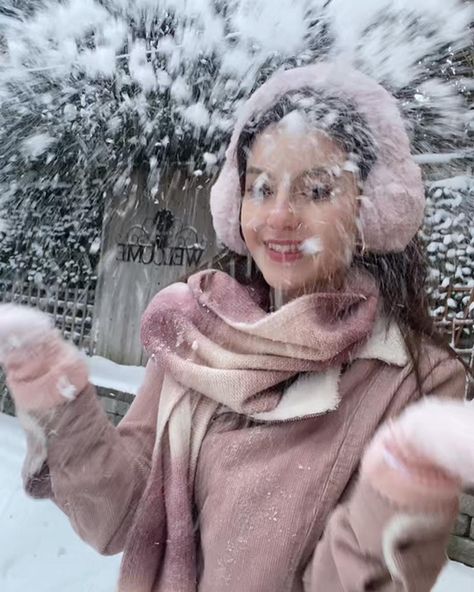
19, 321, 465, 591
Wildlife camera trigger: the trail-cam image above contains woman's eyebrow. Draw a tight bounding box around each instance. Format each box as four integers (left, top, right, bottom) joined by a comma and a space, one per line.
299, 166, 331, 178
246, 166, 332, 180
246, 166, 272, 178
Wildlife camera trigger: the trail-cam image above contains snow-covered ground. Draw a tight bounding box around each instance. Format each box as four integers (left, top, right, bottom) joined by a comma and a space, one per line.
0, 413, 121, 592
1, 411, 474, 591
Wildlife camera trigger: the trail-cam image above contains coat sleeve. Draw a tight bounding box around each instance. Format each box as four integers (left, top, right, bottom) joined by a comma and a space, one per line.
305, 354, 467, 592
18, 359, 163, 555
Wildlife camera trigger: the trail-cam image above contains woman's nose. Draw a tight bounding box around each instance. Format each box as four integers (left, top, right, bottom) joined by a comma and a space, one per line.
266, 192, 300, 231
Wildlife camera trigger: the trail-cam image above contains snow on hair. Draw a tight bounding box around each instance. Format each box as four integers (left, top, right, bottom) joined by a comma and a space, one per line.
236, 88, 378, 195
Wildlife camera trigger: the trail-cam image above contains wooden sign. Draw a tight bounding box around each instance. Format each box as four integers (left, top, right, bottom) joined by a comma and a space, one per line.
93, 166, 219, 366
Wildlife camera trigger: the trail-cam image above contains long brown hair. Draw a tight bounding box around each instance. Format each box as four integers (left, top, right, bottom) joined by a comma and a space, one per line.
352, 237, 472, 394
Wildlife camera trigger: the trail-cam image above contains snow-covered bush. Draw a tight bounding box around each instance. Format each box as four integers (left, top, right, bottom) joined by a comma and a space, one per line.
0, 183, 102, 284
421, 175, 474, 322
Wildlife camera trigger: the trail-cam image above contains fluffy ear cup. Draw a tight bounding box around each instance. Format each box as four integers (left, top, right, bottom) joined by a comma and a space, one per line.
210, 62, 425, 255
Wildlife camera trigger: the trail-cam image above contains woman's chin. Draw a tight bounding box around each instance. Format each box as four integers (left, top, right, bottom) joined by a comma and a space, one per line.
261, 272, 307, 298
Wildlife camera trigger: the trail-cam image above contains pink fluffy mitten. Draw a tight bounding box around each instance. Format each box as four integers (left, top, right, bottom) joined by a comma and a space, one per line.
0, 304, 89, 411
362, 398, 473, 511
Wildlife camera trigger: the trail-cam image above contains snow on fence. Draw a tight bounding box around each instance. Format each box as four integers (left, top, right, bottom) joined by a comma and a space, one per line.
432, 284, 474, 375
434, 284, 474, 339
0, 277, 96, 355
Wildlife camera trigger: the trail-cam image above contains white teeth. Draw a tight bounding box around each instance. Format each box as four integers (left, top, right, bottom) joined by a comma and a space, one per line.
267, 243, 300, 253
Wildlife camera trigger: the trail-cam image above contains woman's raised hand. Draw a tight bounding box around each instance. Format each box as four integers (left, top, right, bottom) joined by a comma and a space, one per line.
0, 304, 89, 412
362, 397, 474, 508
0, 304, 54, 361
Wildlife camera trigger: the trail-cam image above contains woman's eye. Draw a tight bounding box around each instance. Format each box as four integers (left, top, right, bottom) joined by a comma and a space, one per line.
310, 184, 331, 201
250, 183, 272, 200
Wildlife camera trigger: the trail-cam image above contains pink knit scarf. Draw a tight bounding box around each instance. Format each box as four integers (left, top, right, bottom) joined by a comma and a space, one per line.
118, 269, 379, 591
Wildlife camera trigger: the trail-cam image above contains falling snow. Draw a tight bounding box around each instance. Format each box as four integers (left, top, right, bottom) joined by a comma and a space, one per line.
0, 0, 471, 287
300, 237, 324, 256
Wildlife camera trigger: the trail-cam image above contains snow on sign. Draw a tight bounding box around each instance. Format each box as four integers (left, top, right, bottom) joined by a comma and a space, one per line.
116, 208, 207, 268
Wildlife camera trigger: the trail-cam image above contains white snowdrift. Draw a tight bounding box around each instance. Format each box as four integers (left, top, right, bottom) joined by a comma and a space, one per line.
87, 355, 146, 395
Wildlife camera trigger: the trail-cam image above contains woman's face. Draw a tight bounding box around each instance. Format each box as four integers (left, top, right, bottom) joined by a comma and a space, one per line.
240, 121, 360, 299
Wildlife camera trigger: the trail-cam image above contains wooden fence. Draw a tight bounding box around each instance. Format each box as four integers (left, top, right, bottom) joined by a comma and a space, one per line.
0, 278, 96, 355
432, 285, 474, 364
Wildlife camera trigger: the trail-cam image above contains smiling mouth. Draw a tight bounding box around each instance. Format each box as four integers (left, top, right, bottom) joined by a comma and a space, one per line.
264, 241, 304, 262
266, 241, 301, 253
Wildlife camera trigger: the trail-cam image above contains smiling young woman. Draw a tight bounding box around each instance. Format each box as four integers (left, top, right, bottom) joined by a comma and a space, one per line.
241, 126, 360, 300
236, 88, 377, 305
0, 63, 472, 592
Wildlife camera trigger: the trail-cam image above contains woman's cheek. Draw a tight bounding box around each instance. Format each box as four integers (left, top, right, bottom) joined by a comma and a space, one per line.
241, 206, 262, 249
320, 220, 355, 271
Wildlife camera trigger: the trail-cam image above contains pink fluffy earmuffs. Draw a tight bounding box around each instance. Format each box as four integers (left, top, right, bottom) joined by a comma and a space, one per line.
210, 61, 425, 255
